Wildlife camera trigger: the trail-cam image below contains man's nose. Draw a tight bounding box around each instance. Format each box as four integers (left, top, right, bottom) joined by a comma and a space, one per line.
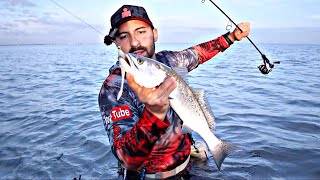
130, 35, 140, 47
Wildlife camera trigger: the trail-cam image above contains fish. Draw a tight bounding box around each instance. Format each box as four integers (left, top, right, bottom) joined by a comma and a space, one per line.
117, 48, 239, 170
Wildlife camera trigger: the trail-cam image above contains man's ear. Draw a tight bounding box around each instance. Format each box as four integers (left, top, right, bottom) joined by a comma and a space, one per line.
153, 28, 158, 42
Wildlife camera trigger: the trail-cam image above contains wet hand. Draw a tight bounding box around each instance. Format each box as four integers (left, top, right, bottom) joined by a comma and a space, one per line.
126, 73, 177, 120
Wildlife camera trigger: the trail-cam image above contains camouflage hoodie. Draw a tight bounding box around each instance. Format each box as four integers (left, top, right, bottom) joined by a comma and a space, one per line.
98, 35, 229, 173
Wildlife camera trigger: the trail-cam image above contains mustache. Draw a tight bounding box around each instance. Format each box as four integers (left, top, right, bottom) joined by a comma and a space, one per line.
129, 46, 148, 53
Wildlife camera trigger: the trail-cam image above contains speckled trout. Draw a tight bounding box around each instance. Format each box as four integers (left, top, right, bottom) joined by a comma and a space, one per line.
117, 49, 238, 170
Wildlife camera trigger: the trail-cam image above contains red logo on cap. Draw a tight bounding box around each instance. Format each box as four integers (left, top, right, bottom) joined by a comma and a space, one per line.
122, 8, 131, 18
110, 105, 132, 122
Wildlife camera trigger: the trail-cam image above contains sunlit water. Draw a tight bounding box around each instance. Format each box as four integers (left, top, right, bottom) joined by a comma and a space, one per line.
0, 43, 319, 179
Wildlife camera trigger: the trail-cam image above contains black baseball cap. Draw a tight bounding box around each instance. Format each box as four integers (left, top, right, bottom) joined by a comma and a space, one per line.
104, 5, 154, 46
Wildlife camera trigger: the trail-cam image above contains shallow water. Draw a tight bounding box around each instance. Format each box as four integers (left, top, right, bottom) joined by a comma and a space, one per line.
0, 43, 319, 179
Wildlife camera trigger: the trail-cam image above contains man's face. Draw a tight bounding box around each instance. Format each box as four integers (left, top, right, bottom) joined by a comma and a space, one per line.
115, 20, 158, 59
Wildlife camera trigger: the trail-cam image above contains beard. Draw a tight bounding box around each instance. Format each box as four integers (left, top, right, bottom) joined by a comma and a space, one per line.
129, 39, 156, 59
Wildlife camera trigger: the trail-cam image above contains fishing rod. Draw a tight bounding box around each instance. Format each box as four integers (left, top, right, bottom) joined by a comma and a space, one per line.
201, 0, 280, 74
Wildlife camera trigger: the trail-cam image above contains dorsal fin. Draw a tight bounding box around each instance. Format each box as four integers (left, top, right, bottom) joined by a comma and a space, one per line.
191, 88, 216, 131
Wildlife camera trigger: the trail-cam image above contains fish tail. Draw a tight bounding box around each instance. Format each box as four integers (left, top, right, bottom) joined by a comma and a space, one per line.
210, 141, 239, 170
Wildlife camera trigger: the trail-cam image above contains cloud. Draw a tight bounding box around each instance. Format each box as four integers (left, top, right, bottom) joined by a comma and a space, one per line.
0, 0, 36, 15
2, 0, 36, 7
310, 15, 320, 20
154, 15, 225, 29
0, 1, 81, 34
2, 15, 91, 34
228, 0, 282, 6
0, 0, 107, 45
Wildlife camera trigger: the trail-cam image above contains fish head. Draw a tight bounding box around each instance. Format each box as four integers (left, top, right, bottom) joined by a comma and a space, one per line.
118, 48, 168, 88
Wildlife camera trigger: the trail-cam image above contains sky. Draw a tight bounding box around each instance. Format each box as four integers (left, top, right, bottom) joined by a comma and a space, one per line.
0, 0, 320, 45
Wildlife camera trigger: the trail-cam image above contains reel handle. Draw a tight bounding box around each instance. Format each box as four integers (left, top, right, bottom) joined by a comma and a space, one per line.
258, 54, 280, 74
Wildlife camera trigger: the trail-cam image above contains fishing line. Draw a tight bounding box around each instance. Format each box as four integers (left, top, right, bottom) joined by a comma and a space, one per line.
201, 0, 280, 74
48, 0, 104, 36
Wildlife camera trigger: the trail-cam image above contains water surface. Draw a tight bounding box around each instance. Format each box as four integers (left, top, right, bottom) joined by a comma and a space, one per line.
0, 43, 319, 179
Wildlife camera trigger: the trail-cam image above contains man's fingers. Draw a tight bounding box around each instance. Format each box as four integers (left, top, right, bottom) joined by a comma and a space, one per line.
126, 73, 142, 94
235, 22, 250, 41
162, 77, 177, 97
155, 77, 176, 98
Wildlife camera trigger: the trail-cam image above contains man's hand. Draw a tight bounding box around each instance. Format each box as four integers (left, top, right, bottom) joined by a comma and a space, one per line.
126, 73, 177, 120
228, 22, 250, 42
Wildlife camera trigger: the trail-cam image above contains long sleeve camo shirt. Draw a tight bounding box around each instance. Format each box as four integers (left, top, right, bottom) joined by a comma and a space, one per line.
98, 35, 230, 173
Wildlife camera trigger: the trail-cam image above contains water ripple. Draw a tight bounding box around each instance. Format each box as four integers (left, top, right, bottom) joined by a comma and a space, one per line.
0, 44, 319, 179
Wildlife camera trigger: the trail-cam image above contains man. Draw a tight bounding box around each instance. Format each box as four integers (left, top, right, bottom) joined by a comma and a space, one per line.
99, 4, 250, 179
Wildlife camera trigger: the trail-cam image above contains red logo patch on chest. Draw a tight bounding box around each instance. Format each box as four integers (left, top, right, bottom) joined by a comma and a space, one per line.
110, 105, 132, 122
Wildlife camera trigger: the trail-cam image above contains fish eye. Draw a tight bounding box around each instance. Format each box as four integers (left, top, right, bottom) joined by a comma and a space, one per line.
137, 58, 144, 65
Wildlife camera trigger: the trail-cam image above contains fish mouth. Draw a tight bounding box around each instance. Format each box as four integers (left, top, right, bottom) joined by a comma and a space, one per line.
124, 54, 131, 67
127, 53, 139, 70
118, 49, 131, 67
